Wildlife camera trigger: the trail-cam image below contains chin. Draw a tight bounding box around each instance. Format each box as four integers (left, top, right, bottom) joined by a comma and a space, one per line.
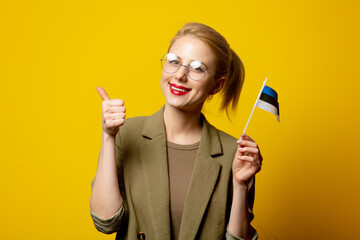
166, 99, 204, 113
166, 99, 187, 110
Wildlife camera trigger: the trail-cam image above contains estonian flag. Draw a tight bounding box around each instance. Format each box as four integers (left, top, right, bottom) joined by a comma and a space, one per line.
256, 85, 280, 122
242, 78, 279, 135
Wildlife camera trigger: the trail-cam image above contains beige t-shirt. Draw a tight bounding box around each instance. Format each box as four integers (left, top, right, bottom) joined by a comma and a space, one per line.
167, 140, 199, 240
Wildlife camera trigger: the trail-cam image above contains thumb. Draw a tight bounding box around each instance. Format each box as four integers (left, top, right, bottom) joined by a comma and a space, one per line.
96, 86, 111, 101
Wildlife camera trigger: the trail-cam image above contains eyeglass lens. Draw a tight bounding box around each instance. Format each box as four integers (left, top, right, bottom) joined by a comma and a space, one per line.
161, 53, 207, 80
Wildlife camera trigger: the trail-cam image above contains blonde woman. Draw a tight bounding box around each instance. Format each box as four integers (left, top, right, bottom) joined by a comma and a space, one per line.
90, 22, 262, 240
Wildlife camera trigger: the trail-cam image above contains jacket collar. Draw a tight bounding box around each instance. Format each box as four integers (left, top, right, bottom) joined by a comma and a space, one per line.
140, 106, 223, 240
141, 105, 223, 157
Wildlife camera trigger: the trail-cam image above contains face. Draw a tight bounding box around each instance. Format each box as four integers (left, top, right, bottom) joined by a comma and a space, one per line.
160, 35, 223, 113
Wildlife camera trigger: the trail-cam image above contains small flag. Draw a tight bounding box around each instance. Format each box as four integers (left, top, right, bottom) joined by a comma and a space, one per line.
242, 78, 279, 135
256, 85, 280, 122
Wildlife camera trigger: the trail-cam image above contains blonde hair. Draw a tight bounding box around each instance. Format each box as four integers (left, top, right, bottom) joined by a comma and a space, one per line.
168, 22, 245, 113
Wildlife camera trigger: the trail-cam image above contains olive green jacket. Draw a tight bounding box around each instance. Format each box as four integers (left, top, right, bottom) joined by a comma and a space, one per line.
91, 107, 256, 240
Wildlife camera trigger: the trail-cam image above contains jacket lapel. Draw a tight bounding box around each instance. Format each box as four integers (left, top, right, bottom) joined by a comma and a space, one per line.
178, 115, 223, 240
140, 106, 171, 239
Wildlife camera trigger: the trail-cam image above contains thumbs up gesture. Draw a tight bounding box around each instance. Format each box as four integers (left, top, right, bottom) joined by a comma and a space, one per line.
96, 87, 126, 136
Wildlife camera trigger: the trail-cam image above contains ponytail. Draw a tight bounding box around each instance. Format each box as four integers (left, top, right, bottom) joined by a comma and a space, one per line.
220, 49, 245, 113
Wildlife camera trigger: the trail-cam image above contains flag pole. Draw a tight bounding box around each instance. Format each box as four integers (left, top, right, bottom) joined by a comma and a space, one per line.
241, 77, 268, 136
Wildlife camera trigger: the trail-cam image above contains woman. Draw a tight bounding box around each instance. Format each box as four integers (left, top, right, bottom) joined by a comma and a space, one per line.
90, 22, 262, 240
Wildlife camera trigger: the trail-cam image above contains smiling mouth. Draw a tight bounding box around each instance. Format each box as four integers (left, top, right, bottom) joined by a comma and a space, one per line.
169, 83, 192, 95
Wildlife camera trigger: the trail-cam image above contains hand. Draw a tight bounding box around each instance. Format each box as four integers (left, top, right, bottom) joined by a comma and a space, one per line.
232, 134, 263, 185
96, 87, 126, 137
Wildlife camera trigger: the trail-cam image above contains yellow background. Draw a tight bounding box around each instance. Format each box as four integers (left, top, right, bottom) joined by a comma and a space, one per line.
1, 0, 359, 239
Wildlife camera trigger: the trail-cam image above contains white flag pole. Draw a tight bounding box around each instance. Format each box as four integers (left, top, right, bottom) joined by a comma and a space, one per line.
241, 77, 268, 137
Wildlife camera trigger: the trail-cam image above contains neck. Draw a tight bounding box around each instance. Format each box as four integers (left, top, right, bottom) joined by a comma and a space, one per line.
163, 103, 203, 145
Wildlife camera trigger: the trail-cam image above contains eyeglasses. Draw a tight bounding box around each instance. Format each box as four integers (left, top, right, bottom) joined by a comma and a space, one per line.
160, 53, 209, 80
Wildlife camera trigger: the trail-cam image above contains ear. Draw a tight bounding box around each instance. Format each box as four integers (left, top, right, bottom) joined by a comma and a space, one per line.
209, 77, 226, 95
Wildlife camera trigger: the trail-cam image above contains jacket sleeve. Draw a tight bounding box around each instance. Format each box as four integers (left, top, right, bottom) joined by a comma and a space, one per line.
90, 205, 125, 234
226, 228, 258, 240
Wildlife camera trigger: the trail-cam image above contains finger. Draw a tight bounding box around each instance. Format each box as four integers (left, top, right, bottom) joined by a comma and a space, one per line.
96, 86, 111, 101
237, 155, 255, 162
240, 133, 255, 142
102, 100, 125, 112
105, 118, 125, 128
238, 147, 259, 155
114, 118, 125, 126
110, 112, 126, 120
102, 99, 124, 107
108, 99, 124, 106
104, 112, 126, 120
103, 106, 126, 113
237, 139, 258, 148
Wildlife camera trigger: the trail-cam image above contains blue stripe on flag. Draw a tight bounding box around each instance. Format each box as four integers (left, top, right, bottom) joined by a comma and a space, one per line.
263, 86, 278, 100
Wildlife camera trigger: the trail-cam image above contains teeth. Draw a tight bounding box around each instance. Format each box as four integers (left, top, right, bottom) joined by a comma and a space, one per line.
171, 85, 189, 92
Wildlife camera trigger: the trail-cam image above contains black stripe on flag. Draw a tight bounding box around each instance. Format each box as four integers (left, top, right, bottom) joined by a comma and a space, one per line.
260, 92, 280, 115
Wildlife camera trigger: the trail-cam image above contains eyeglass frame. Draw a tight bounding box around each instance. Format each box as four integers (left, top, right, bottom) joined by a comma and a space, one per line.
160, 53, 210, 81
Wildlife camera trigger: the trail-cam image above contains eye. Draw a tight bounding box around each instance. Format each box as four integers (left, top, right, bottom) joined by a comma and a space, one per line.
190, 60, 205, 73
166, 53, 180, 65
169, 59, 179, 65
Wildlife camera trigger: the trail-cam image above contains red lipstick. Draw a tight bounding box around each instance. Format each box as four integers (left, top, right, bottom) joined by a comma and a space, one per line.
169, 83, 192, 96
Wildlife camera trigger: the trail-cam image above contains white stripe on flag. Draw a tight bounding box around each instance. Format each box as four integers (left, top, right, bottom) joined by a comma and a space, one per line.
256, 99, 280, 122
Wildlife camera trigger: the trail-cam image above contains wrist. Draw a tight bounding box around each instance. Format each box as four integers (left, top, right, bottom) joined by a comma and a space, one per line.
232, 178, 248, 192
102, 131, 117, 140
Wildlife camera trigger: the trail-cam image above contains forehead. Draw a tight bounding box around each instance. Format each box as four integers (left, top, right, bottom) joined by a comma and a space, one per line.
169, 36, 216, 67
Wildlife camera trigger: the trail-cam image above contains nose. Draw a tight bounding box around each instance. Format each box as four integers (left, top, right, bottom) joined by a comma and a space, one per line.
175, 64, 188, 81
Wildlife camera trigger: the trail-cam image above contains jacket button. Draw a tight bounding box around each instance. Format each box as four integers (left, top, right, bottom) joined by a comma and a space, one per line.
137, 232, 145, 240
